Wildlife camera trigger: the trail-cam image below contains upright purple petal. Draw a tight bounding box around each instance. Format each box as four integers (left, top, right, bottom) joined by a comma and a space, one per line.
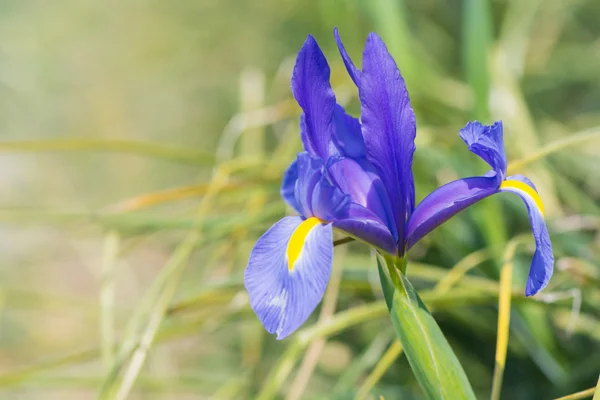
460, 121, 507, 177
359, 33, 416, 246
331, 105, 366, 159
244, 217, 334, 339
500, 176, 554, 296
333, 27, 361, 86
292, 35, 336, 159
406, 174, 499, 249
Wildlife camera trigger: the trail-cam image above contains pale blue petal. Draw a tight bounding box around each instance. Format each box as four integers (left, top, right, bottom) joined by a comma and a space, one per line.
500, 176, 554, 296
244, 217, 333, 339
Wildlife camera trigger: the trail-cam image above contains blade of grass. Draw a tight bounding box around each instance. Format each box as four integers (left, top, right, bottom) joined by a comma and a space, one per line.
100, 231, 120, 371
433, 248, 492, 294
256, 301, 390, 400
356, 340, 403, 400
463, 0, 492, 120
555, 386, 597, 400
0, 139, 214, 165
333, 330, 394, 395
210, 372, 249, 400
507, 127, 600, 173
0, 285, 575, 391
490, 238, 523, 400
111, 232, 201, 400
105, 181, 271, 213
99, 159, 257, 399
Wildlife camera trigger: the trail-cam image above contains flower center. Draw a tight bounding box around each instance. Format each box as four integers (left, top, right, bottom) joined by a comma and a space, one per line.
286, 217, 323, 271
500, 180, 545, 216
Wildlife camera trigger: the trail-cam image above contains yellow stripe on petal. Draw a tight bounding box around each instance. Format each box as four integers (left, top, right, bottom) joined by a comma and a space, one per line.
500, 180, 545, 216
286, 217, 323, 271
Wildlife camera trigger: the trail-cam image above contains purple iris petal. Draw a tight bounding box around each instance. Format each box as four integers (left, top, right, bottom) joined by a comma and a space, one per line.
287, 152, 352, 221
499, 176, 554, 296
406, 175, 499, 249
327, 157, 396, 235
244, 217, 333, 339
460, 121, 506, 177
292, 35, 336, 159
507, 174, 537, 190
311, 174, 351, 221
281, 160, 300, 213
333, 27, 361, 86
294, 153, 324, 216
359, 33, 417, 247
331, 104, 367, 159
335, 204, 397, 254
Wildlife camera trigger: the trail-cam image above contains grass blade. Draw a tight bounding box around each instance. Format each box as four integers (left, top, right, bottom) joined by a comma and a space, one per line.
0, 139, 215, 165
356, 340, 403, 400
100, 231, 120, 371
555, 386, 597, 400
490, 239, 521, 400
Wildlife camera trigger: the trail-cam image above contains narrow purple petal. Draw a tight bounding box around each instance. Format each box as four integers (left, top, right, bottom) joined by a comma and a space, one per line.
334, 204, 397, 254
500, 176, 554, 296
244, 217, 333, 339
406, 175, 499, 249
292, 35, 336, 159
290, 152, 352, 222
333, 27, 361, 86
310, 174, 351, 221
331, 104, 366, 159
327, 157, 396, 235
294, 152, 323, 216
460, 121, 507, 177
281, 160, 300, 213
359, 33, 416, 246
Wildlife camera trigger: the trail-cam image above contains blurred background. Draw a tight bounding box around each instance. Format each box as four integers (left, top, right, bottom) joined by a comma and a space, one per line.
0, 0, 599, 399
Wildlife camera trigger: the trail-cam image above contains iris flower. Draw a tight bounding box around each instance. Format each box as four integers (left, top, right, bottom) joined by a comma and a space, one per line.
244, 29, 554, 339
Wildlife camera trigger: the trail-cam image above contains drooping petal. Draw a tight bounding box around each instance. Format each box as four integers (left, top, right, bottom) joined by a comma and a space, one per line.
244, 216, 334, 339
333, 27, 361, 86
500, 176, 554, 296
359, 32, 416, 247
459, 121, 507, 178
331, 104, 366, 159
327, 157, 396, 235
334, 203, 397, 254
281, 160, 300, 213
292, 35, 336, 159
406, 174, 499, 249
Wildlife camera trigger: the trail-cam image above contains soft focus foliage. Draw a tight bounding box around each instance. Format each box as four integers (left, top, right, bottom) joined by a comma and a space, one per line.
0, 1, 599, 399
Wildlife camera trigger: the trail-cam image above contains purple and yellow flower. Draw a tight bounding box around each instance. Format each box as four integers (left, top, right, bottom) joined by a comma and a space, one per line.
244, 29, 554, 339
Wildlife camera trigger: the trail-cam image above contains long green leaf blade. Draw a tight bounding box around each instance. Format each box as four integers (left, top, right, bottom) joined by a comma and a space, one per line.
377, 257, 476, 400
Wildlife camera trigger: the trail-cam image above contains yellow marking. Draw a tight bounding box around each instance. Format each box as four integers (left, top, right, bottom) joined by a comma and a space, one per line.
500, 179, 545, 216
286, 217, 322, 271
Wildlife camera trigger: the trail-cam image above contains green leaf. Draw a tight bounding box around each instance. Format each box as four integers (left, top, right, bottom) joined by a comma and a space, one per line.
377, 256, 476, 400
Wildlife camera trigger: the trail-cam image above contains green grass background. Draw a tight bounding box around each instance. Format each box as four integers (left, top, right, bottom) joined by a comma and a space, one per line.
0, 0, 599, 399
